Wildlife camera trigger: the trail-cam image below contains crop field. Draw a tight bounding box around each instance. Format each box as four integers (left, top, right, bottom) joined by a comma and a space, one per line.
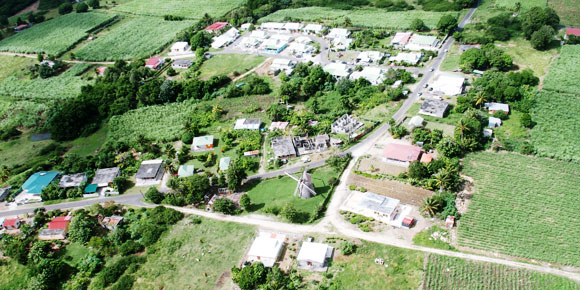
0, 55, 36, 82
530, 91, 580, 162
548, 0, 580, 27
112, 0, 240, 19
423, 255, 580, 290
132, 217, 255, 289
74, 17, 194, 61
0, 12, 117, 56
495, 0, 546, 11
543, 45, 580, 95
259, 7, 460, 29
0, 64, 92, 99
459, 152, 580, 266
0, 100, 50, 130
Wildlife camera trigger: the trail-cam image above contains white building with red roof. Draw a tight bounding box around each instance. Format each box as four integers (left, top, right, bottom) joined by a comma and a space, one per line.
205, 22, 229, 33
145, 57, 165, 70
565, 27, 580, 39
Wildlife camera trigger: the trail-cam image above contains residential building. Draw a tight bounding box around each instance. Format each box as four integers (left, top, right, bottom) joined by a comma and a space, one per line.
332, 37, 353, 51
262, 39, 288, 53
430, 73, 465, 96
270, 58, 296, 75
406, 34, 439, 51
294, 136, 315, 156
170, 42, 190, 54
323, 62, 351, 79
287, 43, 314, 55
39, 216, 72, 241
91, 167, 120, 188
349, 67, 385, 85
234, 118, 261, 130
96, 66, 107, 76
135, 160, 164, 186
14, 23, 30, 32
212, 27, 240, 48
21, 171, 59, 200
488, 117, 502, 128
297, 242, 334, 271
389, 52, 422, 65
172, 59, 193, 69
420, 153, 433, 164
145, 57, 164, 70
271, 136, 297, 159
484, 102, 509, 114
240, 37, 261, 48
303, 24, 324, 34
269, 121, 290, 131
191, 135, 214, 152
382, 143, 422, 165
313, 134, 330, 151
390, 32, 412, 47
205, 22, 229, 33
260, 22, 285, 31
392, 80, 403, 88
177, 165, 195, 178
326, 28, 350, 39
356, 51, 384, 64
407, 115, 424, 131
3, 218, 21, 230
240, 23, 252, 31
219, 157, 231, 172
59, 173, 87, 189
419, 98, 449, 118
250, 30, 269, 40
101, 215, 123, 230
295, 36, 313, 44
284, 22, 303, 32
565, 27, 580, 39
244, 150, 260, 157
331, 114, 363, 135
246, 232, 286, 267
341, 191, 402, 224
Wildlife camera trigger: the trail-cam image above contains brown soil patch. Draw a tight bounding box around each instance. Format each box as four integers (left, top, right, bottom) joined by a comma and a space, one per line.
215, 271, 230, 288
347, 174, 433, 206
357, 157, 407, 176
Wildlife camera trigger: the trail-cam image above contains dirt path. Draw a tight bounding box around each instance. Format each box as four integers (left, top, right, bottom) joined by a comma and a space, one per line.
232, 57, 272, 82
13, 1, 39, 18
538, 52, 558, 90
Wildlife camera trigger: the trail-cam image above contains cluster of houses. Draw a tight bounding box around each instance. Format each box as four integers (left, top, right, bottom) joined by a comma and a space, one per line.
270, 134, 336, 159
238, 25, 316, 56
0, 213, 123, 241
246, 231, 334, 271
323, 62, 389, 85
390, 32, 439, 51
205, 22, 240, 49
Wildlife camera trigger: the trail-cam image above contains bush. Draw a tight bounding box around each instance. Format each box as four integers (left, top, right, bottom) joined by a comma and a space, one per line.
109, 274, 135, 290
58, 2, 73, 14
263, 206, 281, 215
340, 241, 356, 255
119, 240, 144, 256
113, 176, 131, 194
88, 0, 100, 8
145, 187, 164, 204
212, 198, 237, 215
75, 2, 89, 13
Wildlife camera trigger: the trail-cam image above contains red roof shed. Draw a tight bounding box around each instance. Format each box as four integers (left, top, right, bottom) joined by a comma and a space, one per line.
566, 27, 580, 37
205, 22, 228, 32
47, 216, 72, 230
420, 153, 433, 164
382, 143, 422, 163
402, 216, 415, 228
3, 218, 20, 229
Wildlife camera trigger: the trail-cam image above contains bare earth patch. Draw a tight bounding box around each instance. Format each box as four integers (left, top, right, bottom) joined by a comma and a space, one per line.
357, 156, 407, 176
347, 174, 433, 206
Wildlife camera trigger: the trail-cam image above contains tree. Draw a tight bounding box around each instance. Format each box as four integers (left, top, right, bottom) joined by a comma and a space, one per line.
421, 196, 441, 217
113, 176, 131, 194
530, 25, 554, 50
28, 241, 52, 264
88, 0, 100, 8
119, 240, 144, 256
58, 2, 73, 14
437, 136, 462, 158
459, 48, 487, 71
410, 18, 425, 32
75, 2, 89, 13
145, 187, 164, 204
521, 7, 559, 39
190, 31, 212, 50
437, 14, 458, 35
213, 198, 237, 215
231, 262, 267, 290
520, 113, 534, 128
240, 194, 251, 210
68, 210, 99, 244
408, 161, 429, 179
226, 160, 247, 191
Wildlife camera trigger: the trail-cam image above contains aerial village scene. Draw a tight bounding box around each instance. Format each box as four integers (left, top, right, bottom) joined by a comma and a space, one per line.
0, 0, 578, 289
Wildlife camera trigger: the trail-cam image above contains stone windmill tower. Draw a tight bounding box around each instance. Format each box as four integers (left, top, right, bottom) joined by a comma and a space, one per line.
285, 168, 316, 199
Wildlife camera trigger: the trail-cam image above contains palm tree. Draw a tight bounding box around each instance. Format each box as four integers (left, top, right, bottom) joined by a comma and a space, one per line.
421, 196, 441, 217
474, 91, 487, 108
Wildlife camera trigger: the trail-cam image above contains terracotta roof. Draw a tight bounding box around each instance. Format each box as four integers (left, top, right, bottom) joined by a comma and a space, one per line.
47, 216, 71, 230
3, 218, 19, 228
382, 143, 422, 162
566, 27, 580, 37
420, 153, 433, 163
145, 57, 162, 66
205, 22, 228, 31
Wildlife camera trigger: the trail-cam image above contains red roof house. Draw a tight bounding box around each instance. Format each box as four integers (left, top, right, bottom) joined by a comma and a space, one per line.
205, 22, 229, 33
382, 143, 422, 164
39, 216, 72, 240
48, 216, 72, 230
3, 218, 21, 230
145, 57, 165, 70
566, 27, 580, 37
14, 24, 29, 32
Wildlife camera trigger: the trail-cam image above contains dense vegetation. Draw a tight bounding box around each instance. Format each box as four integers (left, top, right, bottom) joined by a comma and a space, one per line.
424, 254, 580, 290
0, 0, 36, 18
0, 12, 117, 56
542, 45, 580, 95
459, 152, 580, 266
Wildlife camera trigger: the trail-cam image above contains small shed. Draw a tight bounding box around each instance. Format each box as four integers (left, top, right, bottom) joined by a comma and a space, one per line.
219, 157, 231, 172
191, 135, 214, 151
246, 233, 286, 267
401, 216, 415, 228
3, 218, 21, 230
101, 215, 124, 230
488, 117, 502, 128
297, 242, 334, 271
178, 165, 195, 178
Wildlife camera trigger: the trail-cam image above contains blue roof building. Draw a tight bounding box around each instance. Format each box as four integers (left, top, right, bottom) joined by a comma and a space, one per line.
22, 172, 59, 195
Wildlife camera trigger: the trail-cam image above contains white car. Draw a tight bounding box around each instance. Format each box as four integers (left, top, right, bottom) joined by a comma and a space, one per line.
429, 67, 435, 72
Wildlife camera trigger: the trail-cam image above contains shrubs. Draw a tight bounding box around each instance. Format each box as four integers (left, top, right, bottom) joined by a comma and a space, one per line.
75, 2, 89, 13
119, 240, 144, 256
340, 241, 356, 255
212, 198, 237, 215
58, 2, 73, 14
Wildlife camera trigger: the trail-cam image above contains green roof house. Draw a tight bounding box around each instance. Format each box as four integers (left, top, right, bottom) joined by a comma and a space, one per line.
219, 157, 231, 172
178, 165, 195, 178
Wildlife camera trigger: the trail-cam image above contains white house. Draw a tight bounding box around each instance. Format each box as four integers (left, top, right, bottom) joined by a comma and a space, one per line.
327, 28, 350, 39
356, 51, 384, 64
170, 42, 190, 55
241, 23, 252, 31
332, 37, 353, 51
323, 62, 351, 79
261, 22, 285, 31
303, 23, 324, 34
406, 34, 439, 51
251, 30, 269, 40
284, 22, 303, 32
488, 117, 502, 128
390, 32, 412, 47
349, 67, 385, 85
340, 191, 402, 224
389, 52, 422, 65
270, 58, 296, 75
234, 118, 261, 130
430, 73, 465, 96
211, 27, 239, 49
295, 36, 312, 44
287, 43, 314, 55
246, 233, 286, 267
172, 59, 193, 69
484, 102, 510, 114
297, 242, 334, 271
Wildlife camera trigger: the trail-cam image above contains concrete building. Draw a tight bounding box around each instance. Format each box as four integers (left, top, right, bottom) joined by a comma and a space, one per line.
356, 51, 384, 64
211, 27, 239, 48
177, 165, 195, 178
135, 160, 164, 186
430, 73, 465, 96
246, 232, 286, 267
170, 42, 190, 55
340, 191, 402, 224
297, 242, 334, 271
172, 59, 193, 69
191, 135, 214, 152
484, 102, 509, 114
382, 143, 422, 165
419, 98, 450, 118
349, 67, 385, 85
323, 62, 351, 79
270, 58, 296, 75
271, 136, 296, 159
91, 167, 120, 188
303, 24, 324, 34
390, 32, 412, 48
327, 28, 350, 39
59, 173, 87, 189
234, 118, 261, 130
389, 52, 423, 65
0, 186, 11, 202
406, 34, 439, 51
331, 114, 363, 135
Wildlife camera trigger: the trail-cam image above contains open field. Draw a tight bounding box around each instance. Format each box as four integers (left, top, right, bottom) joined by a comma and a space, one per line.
74, 17, 194, 61
530, 91, 580, 162
495, 0, 546, 11
0, 133, 55, 167
0, 12, 117, 55
132, 217, 255, 289
0, 55, 36, 82
543, 45, 580, 95
0, 63, 92, 99
199, 54, 266, 79
66, 125, 109, 156
0, 100, 49, 130
326, 240, 424, 289
347, 174, 433, 206
440, 43, 460, 72
423, 254, 580, 290
0, 260, 30, 289
245, 166, 337, 215
548, 0, 580, 27
496, 37, 558, 78
459, 152, 580, 266
259, 7, 461, 29
112, 0, 240, 19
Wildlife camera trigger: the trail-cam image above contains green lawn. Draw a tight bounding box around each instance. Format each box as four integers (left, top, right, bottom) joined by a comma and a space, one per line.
440, 43, 460, 72
543, 45, 580, 95
66, 125, 109, 156
132, 217, 256, 290
0, 55, 36, 82
244, 166, 337, 216
493, 110, 530, 151
495, 0, 546, 11
495, 37, 558, 78
406, 102, 462, 126
357, 101, 402, 122
0, 100, 49, 131
62, 242, 91, 267
459, 152, 580, 266
0, 260, 30, 289
324, 240, 424, 289
199, 54, 266, 80
112, 0, 241, 19
412, 226, 455, 251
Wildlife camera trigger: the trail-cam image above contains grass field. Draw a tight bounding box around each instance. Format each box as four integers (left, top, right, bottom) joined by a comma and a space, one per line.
459, 152, 580, 266
0, 63, 92, 99
543, 45, 580, 95
74, 17, 194, 61
0, 133, 55, 167
245, 166, 337, 216
0, 260, 30, 289
0, 55, 36, 82
423, 254, 580, 290
440, 43, 460, 72
530, 91, 580, 162
496, 38, 558, 78
495, 0, 546, 11
325, 240, 424, 289
260, 7, 461, 29
66, 125, 109, 156
0, 100, 49, 130
0, 12, 117, 56
199, 54, 266, 79
132, 217, 255, 289
112, 0, 240, 19
548, 0, 580, 27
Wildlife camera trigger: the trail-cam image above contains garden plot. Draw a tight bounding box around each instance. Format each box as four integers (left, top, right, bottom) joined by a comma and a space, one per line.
0, 12, 117, 55
543, 45, 580, 95
259, 7, 459, 29
423, 254, 580, 290
112, 0, 240, 19
347, 174, 433, 206
459, 152, 580, 266
74, 17, 194, 61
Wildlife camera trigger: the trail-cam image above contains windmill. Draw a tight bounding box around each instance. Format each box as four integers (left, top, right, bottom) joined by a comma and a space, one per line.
285, 168, 316, 199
